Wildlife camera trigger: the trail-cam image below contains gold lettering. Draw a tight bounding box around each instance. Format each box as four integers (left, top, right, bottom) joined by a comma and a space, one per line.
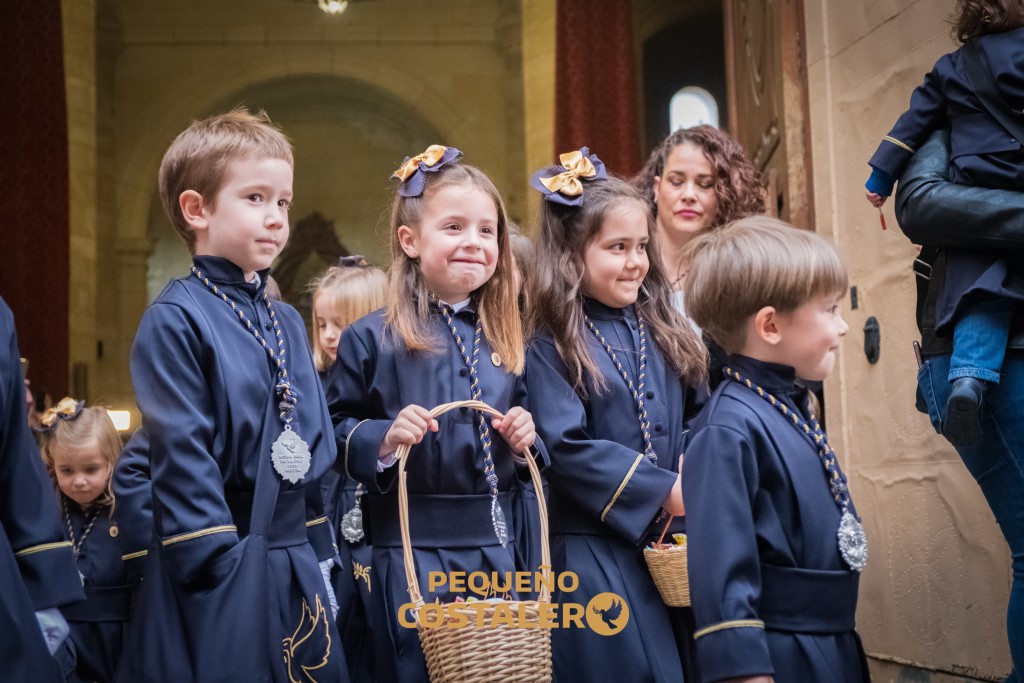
428, 571, 448, 593
467, 571, 489, 597
419, 603, 446, 629
538, 602, 558, 629
562, 603, 585, 629
446, 604, 468, 628
397, 603, 417, 628
490, 602, 514, 627
557, 570, 579, 594
516, 603, 538, 629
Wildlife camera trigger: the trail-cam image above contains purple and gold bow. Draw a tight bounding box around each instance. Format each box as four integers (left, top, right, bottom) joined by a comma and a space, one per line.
391, 145, 463, 197
529, 147, 607, 206
35, 397, 85, 432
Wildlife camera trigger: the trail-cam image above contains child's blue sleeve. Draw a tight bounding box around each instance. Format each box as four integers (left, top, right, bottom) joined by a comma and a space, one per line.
130, 301, 239, 586
0, 298, 83, 610
112, 428, 152, 582
683, 421, 773, 680
324, 323, 398, 492
867, 53, 952, 185
524, 339, 675, 545
865, 167, 896, 196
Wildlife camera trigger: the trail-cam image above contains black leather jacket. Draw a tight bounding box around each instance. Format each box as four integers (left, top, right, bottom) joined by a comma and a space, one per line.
894, 129, 1024, 356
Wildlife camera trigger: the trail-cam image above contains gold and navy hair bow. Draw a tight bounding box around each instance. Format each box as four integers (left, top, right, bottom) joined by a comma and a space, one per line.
337, 254, 369, 268
529, 146, 607, 206
391, 145, 463, 197
35, 396, 85, 433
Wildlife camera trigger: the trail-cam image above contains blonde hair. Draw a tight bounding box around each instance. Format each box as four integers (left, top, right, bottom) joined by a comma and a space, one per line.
309, 262, 389, 372
528, 176, 708, 394
158, 107, 294, 252
37, 406, 120, 509
684, 215, 848, 354
387, 162, 525, 373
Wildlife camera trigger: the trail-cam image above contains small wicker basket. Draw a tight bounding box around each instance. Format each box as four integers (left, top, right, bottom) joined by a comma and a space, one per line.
643, 455, 690, 608
643, 515, 690, 607
397, 400, 553, 683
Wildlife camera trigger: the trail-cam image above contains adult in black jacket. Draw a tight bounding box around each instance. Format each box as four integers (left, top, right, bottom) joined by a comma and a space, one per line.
896, 129, 1024, 679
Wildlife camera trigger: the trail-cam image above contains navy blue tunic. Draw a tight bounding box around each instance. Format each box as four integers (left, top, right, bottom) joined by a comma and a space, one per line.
113, 427, 337, 579
868, 28, 1024, 331
324, 303, 546, 683
320, 430, 375, 682
0, 296, 85, 681
111, 429, 151, 584
118, 256, 348, 682
683, 355, 869, 683
523, 299, 702, 683
59, 498, 131, 683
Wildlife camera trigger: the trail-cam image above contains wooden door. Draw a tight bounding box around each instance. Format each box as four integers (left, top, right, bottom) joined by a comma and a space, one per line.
724, 0, 813, 229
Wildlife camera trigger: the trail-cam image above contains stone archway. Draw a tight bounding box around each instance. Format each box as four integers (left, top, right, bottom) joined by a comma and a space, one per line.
111, 68, 454, 408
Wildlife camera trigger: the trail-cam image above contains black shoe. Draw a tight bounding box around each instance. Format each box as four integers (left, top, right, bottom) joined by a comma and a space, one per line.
942, 377, 985, 446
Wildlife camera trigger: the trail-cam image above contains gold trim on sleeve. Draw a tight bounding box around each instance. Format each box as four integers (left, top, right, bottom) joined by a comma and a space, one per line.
882, 135, 915, 153
14, 540, 73, 557
344, 419, 370, 478
161, 525, 237, 546
121, 549, 148, 561
694, 619, 765, 639
306, 516, 328, 528
600, 453, 645, 522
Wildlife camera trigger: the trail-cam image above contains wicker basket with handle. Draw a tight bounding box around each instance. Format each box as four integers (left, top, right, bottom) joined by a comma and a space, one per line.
643, 455, 690, 607
643, 513, 690, 607
398, 400, 553, 683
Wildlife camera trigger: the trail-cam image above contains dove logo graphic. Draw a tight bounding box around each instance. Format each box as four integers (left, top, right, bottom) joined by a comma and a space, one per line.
585, 592, 630, 636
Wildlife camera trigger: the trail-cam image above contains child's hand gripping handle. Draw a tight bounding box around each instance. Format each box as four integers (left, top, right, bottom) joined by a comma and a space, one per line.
395, 400, 551, 613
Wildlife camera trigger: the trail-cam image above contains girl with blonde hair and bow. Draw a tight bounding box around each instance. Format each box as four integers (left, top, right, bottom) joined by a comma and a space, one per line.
324, 145, 546, 682
35, 398, 135, 683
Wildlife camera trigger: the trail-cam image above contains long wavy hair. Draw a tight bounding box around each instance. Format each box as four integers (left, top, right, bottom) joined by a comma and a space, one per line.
952, 0, 1024, 42
386, 162, 525, 373
527, 177, 708, 394
634, 125, 764, 228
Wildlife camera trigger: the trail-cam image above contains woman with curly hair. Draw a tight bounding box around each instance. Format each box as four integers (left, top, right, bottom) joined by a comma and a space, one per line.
635, 125, 765, 302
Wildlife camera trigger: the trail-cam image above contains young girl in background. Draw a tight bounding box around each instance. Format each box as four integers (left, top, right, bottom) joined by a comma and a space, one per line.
36, 398, 132, 683
309, 255, 388, 683
324, 145, 543, 682
524, 149, 707, 683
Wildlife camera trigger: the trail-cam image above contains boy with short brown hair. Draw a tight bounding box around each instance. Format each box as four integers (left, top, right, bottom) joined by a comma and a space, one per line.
682, 216, 870, 683
117, 109, 348, 682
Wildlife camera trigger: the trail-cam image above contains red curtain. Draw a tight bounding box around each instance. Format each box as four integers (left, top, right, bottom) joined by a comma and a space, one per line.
0, 0, 69, 397
554, 0, 640, 177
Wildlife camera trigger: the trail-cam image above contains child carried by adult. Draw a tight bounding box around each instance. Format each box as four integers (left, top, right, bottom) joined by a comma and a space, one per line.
864, 0, 1024, 446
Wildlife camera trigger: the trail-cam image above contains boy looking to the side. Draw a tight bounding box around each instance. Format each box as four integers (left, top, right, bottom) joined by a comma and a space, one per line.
117, 109, 347, 682
681, 216, 869, 683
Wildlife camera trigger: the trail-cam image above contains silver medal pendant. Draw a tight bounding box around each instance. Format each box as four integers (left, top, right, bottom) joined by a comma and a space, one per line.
340, 498, 365, 544
491, 497, 509, 547
271, 425, 312, 484
837, 509, 868, 572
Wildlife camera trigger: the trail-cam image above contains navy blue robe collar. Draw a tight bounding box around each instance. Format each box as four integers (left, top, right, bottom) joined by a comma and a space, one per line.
191, 255, 271, 300
724, 354, 812, 420
582, 297, 636, 322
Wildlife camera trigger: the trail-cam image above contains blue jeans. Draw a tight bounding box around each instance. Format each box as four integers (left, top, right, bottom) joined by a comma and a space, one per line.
920, 352, 1024, 679
950, 298, 1015, 384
